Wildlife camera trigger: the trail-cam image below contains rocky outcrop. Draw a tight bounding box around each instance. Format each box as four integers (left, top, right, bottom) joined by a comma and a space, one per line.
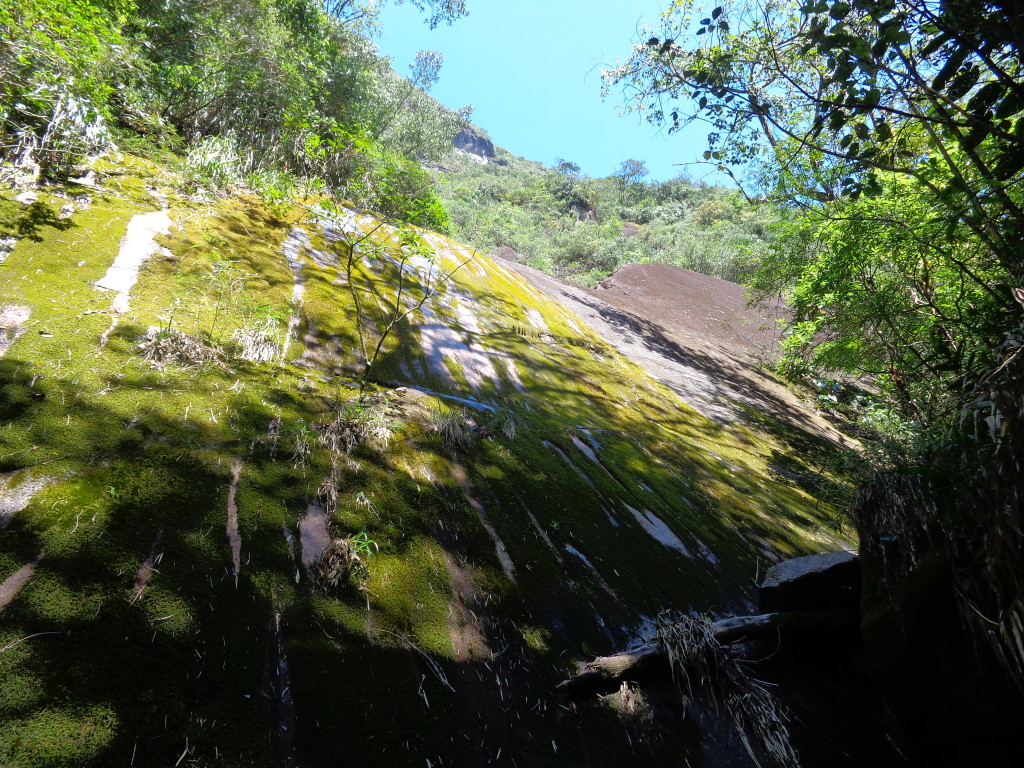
0, 156, 859, 768
489, 245, 520, 262
759, 550, 860, 613
569, 199, 598, 222
453, 126, 495, 163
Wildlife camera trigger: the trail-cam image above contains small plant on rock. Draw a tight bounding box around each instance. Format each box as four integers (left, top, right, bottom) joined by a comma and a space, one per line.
315, 531, 378, 593
232, 316, 282, 362
428, 403, 475, 447
482, 403, 521, 441
137, 325, 222, 368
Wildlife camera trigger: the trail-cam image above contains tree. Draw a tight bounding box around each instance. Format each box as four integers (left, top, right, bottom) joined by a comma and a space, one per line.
613, 157, 650, 203
324, 0, 468, 31
605, 0, 1024, 695
330, 211, 474, 391
0, 0, 128, 178
605, 0, 1023, 426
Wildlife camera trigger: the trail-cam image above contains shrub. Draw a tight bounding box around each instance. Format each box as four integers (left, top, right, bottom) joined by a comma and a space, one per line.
427, 403, 475, 447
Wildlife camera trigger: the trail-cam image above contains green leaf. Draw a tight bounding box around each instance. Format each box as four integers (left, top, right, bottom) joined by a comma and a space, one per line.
931, 46, 970, 92
829, 2, 851, 20
946, 66, 980, 102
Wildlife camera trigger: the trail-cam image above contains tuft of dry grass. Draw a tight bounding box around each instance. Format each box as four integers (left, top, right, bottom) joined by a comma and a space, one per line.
657, 611, 800, 768
427, 404, 475, 447
232, 317, 281, 362
315, 533, 377, 593
137, 326, 222, 368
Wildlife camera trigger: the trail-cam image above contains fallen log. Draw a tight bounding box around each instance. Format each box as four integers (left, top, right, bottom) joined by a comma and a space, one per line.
557, 609, 858, 700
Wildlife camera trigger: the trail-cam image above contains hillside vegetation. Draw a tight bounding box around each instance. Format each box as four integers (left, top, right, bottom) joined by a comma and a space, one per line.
433, 144, 780, 287
1, 0, 468, 229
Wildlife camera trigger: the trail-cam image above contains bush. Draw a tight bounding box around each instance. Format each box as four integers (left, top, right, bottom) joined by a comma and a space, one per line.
0, 0, 126, 179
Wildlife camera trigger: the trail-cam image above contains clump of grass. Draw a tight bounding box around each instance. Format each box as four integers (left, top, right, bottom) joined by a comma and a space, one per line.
315, 531, 378, 593
316, 459, 342, 514
316, 401, 400, 454
288, 420, 317, 469
137, 326, 222, 368
850, 472, 934, 575
428, 404, 475, 447
657, 611, 799, 768
484, 404, 520, 441
232, 317, 281, 362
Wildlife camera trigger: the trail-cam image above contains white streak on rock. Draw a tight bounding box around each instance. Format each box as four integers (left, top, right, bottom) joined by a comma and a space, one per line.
564, 545, 617, 598
0, 306, 31, 358
625, 504, 691, 556
281, 227, 311, 361
298, 502, 330, 569
282, 227, 311, 305
0, 472, 52, 529
0, 551, 44, 613
525, 307, 549, 334
0, 236, 17, 264
450, 462, 515, 582
226, 461, 243, 581
543, 441, 594, 487
570, 433, 600, 465
696, 539, 720, 565
418, 304, 498, 391
94, 210, 172, 314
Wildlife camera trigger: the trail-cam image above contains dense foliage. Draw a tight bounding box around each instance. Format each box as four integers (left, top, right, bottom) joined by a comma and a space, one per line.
434, 145, 781, 287
608, 0, 1024, 689
0, 0, 469, 228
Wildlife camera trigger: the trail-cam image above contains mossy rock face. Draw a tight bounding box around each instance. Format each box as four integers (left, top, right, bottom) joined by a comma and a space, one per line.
0, 156, 855, 766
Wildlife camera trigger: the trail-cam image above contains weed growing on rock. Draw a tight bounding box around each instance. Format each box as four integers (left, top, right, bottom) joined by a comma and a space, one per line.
137, 326, 222, 368
657, 612, 799, 768
483, 404, 521, 441
316, 532, 379, 593
427, 404, 475, 447
232, 316, 282, 362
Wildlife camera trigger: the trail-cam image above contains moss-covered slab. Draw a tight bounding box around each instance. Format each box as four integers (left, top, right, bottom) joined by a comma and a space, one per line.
0, 156, 855, 767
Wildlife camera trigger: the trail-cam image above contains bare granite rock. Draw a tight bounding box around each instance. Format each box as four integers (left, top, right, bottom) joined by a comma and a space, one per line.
759, 550, 860, 613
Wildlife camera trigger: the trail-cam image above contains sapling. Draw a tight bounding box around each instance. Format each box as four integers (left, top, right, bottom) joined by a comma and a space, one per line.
329, 207, 475, 394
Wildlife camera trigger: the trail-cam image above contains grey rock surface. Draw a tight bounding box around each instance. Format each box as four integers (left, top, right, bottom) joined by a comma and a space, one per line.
760, 550, 860, 612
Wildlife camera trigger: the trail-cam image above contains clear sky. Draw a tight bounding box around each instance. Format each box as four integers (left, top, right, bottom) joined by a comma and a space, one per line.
373, 1, 715, 183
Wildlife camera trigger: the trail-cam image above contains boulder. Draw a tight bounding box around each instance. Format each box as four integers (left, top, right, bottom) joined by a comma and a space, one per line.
453, 126, 495, 162
759, 550, 860, 613
490, 245, 520, 262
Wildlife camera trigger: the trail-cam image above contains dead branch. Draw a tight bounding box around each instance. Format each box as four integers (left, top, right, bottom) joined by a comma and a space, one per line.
557, 610, 858, 700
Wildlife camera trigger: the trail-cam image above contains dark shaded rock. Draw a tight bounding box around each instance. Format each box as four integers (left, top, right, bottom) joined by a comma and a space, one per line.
569, 199, 598, 222
759, 550, 860, 613
453, 126, 495, 161
490, 245, 520, 262
620, 221, 641, 238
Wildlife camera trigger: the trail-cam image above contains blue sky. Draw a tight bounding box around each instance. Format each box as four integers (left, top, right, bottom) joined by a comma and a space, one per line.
374, 1, 715, 183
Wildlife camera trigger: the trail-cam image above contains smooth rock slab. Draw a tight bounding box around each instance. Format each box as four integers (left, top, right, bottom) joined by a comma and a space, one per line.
759, 550, 860, 613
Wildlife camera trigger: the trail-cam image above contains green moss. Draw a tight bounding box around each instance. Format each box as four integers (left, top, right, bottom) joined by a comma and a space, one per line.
366, 537, 453, 657
0, 155, 859, 766
0, 705, 118, 768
